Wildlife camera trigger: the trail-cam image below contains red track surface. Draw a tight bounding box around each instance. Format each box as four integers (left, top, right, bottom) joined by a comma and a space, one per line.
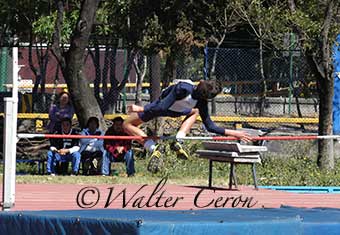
1, 183, 340, 211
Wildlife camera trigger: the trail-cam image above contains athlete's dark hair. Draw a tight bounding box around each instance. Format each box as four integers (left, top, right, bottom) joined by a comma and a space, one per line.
196, 79, 222, 100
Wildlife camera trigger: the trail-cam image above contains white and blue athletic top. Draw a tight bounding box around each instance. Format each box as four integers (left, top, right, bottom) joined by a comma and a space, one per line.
167, 80, 198, 113
138, 80, 225, 135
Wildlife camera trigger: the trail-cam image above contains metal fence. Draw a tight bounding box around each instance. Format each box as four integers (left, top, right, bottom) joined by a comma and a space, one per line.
204, 48, 318, 122
0, 45, 319, 131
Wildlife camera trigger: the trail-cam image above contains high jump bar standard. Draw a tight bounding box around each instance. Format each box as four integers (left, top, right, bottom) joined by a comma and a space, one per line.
2, 42, 19, 212
16, 133, 340, 141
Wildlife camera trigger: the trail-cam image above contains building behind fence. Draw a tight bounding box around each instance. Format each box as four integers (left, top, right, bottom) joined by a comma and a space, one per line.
0, 45, 319, 130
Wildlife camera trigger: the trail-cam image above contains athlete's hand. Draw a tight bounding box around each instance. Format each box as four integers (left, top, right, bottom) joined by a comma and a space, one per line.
225, 129, 253, 142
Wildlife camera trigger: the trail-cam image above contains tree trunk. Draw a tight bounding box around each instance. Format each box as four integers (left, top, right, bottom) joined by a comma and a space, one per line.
317, 72, 334, 169
259, 36, 267, 116
162, 51, 176, 89
150, 53, 163, 136
88, 42, 102, 106
111, 49, 136, 113
134, 55, 147, 106
306, 53, 334, 169
50, 63, 60, 106
29, 32, 50, 112
209, 34, 226, 116
106, 47, 118, 113
150, 53, 161, 101
102, 44, 112, 103
62, 0, 104, 129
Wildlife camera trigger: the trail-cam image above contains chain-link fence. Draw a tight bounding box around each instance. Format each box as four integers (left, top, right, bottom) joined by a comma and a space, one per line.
0, 45, 319, 131
204, 48, 318, 118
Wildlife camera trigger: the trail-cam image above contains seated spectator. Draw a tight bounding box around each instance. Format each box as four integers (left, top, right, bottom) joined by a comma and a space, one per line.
102, 116, 135, 177
47, 118, 81, 176
79, 117, 104, 175
47, 91, 75, 133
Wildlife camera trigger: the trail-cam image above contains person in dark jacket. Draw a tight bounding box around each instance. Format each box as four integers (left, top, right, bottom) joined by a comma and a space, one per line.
46, 117, 81, 176
102, 116, 135, 177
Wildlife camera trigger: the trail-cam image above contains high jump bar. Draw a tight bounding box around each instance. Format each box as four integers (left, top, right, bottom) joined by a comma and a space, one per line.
16, 133, 340, 141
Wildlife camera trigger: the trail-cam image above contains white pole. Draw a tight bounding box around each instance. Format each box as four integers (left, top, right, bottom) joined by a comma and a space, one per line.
2, 39, 18, 211
2, 98, 16, 211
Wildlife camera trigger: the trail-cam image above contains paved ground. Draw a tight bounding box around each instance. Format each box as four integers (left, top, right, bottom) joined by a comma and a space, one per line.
1, 183, 339, 211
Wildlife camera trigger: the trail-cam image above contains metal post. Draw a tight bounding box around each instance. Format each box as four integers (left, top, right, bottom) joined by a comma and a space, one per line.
2, 41, 19, 211
288, 33, 295, 115
122, 49, 127, 113
229, 163, 234, 189
208, 160, 213, 188
252, 163, 258, 190
2, 98, 17, 211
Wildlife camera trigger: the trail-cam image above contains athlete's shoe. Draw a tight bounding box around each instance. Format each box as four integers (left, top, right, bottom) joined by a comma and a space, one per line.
147, 145, 165, 173
171, 142, 189, 160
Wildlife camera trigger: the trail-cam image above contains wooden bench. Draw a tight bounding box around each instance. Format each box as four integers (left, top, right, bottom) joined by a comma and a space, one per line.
196, 141, 267, 189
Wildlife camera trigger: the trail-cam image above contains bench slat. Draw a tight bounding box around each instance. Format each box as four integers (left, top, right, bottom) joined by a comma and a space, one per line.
196, 149, 261, 158
196, 155, 261, 163
202, 141, 267, 153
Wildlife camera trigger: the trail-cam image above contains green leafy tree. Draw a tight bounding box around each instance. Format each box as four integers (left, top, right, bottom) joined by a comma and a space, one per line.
32, 2, 79, 111
0, 1, 16, 45
234, 0, 340, 169
51, 0, 105, 128
288, 0, 340, 170
185, 0, 243, 76
1, 0, 53, 109
95, 0, 153, 112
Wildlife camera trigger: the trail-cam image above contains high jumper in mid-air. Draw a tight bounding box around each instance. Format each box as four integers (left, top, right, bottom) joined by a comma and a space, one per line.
123, 79, 252, 173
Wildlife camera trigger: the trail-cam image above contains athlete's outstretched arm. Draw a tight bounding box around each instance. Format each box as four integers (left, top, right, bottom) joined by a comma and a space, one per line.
198, 100, 252, 142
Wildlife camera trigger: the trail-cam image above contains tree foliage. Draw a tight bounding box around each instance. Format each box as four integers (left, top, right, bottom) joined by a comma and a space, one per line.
234, 0, 340, 169
33, 9, 79, 44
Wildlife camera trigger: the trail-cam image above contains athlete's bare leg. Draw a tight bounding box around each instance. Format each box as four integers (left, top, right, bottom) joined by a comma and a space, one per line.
124, 105, 164, 173
123, 112, 146, 145
178, 108, 199, 135
170, 108, 199, 160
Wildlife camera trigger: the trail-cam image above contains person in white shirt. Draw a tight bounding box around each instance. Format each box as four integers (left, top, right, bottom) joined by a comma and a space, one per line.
47, 118, 81, 176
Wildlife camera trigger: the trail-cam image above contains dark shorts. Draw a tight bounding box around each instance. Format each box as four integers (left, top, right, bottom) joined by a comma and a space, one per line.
138, 110, 188, 122
137, 100, 191, 122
